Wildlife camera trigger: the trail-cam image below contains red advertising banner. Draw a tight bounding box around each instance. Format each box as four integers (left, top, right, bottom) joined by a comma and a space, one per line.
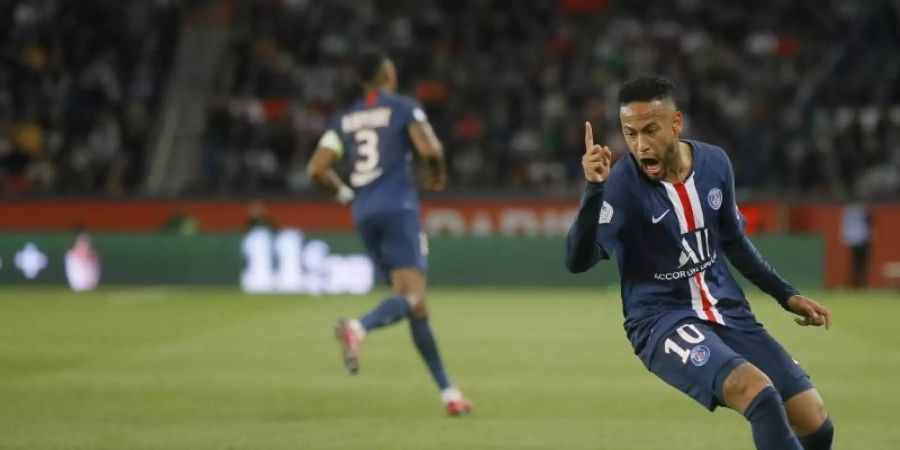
0, 200, 354, 232
790, 204, 900, 289
0, 200, 772, 235
870, 206, 900, 288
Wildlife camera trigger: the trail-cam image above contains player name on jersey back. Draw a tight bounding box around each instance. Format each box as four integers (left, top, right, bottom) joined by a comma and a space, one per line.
341, 108, 392, 133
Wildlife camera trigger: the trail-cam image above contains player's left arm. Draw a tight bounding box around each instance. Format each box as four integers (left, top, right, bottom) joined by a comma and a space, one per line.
406, 104, 447, 191
306, 129, 355, 205
718, 153, 832, 328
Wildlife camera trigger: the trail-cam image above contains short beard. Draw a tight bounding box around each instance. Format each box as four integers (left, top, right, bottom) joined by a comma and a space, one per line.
659, 140, 679, 179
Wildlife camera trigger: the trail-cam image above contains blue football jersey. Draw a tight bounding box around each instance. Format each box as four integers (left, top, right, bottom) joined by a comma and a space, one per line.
566, 140, 800, 365
321, 92, 426, 219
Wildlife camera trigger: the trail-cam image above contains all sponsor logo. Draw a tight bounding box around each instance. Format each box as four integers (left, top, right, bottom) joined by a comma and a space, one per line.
655, 228, 717, 281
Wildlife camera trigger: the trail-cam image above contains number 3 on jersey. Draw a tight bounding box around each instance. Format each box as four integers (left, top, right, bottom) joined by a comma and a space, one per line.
350, 129, 383, 187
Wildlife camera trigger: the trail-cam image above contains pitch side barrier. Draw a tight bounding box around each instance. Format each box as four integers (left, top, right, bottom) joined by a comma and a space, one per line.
0, 231, 823, 292
4, 200, 898, 288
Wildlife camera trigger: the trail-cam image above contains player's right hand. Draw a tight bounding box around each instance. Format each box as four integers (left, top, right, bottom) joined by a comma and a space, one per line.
425, 172, 447, 192
335, 185, 355, 205
583, 121, 612, 182
786, 295, 832, 329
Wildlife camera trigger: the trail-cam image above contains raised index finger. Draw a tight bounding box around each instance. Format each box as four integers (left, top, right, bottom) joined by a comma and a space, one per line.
584, 121, 594, 151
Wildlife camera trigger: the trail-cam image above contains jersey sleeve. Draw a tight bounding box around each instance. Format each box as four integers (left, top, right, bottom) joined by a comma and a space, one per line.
316, 119, 344, 158
565, 177, 627, 273
398, 98, 429, 127
718, 151, 799, 307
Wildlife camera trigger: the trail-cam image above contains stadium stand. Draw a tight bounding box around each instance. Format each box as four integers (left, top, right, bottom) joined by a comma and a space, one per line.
203, 0, 900, 199
0, 0, 181, 196
2, 0, 898, 199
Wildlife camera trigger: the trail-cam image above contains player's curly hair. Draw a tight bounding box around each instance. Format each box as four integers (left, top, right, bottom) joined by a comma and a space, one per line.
618, 75, 676, 106
356, 48, 388, 84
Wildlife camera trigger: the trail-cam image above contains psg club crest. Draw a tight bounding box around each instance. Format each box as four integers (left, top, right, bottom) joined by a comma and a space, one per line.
707, 188, 723, 210
690, 345, 711, 366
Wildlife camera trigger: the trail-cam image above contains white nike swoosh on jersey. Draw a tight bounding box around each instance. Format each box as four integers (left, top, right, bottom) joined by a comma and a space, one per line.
651, 210, 670, 224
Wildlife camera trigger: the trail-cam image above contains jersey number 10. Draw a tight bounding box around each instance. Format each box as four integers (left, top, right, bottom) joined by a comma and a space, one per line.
664, 323, 707, 364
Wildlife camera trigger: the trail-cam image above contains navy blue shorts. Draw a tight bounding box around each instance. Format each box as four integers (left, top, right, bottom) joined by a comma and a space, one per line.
355, 210, 427, 277
647, 319, 813, 411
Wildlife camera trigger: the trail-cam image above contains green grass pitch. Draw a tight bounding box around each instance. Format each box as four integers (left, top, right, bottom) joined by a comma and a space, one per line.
0, 287, 897, 449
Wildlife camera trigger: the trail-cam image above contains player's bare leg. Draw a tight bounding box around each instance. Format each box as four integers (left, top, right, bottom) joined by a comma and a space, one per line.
391, 268, 428, 317
785, 388, 828, 434
785, 388, 834, 449
392, 268, 472, 416
722, 362, 774, 411
333, 272, 416, 375
722, 362, 803, 450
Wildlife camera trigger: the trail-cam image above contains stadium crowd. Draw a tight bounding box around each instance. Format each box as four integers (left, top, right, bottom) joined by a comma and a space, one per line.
204, 0, 899, 199
2, 0, 898, 200
0, 0, 180, 196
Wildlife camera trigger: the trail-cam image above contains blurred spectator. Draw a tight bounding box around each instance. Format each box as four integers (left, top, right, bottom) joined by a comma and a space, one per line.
841, 202, 872, 288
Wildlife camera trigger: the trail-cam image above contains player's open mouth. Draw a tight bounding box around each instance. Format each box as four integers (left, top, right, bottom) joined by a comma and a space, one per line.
640, 157, 662, 176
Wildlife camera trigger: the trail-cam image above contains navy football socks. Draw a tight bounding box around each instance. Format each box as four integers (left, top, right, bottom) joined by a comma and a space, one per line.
356, 297, 451, 391
743, 386, 804, 450
800, 417, 834, 450
359, 296, 410, 331
409, 316, 451, 390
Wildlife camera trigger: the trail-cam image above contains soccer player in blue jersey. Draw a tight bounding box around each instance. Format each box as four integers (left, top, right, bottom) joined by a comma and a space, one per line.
566, 75, 834, 449
306, 50, 471, 416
